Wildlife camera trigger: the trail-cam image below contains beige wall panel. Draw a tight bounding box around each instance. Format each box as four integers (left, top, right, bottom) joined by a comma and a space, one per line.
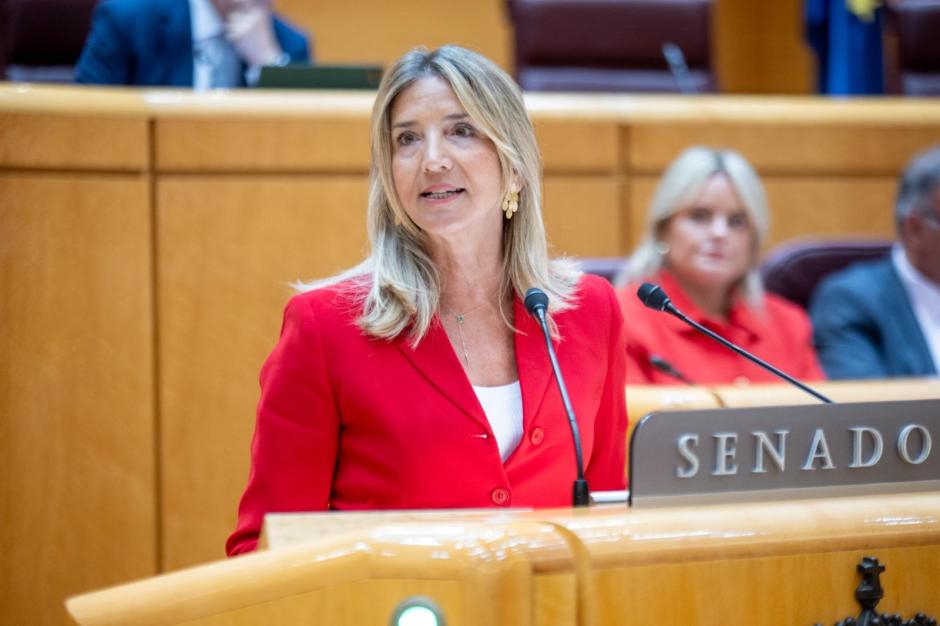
542, 177, 622, 257
596, 546, 939, 625
714, 0, 814, 94
533, 120, 620, 175
276, 0, 511, 71
0, 113, 148, 171
0, 174, 156, 625
155, 118, 371, 172
628, 175, 897, 252
626, 122, 940, 175
157, 176, 368, 570
153, 115, 616, 176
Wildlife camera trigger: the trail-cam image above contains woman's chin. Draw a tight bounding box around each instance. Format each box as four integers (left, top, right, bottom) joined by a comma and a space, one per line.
676, 268, 744, 294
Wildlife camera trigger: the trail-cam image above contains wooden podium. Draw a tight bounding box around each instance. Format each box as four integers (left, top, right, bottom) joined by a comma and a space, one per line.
66, 491, 940, 625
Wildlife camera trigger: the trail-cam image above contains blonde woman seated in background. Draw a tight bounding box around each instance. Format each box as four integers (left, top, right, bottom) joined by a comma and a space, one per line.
615, 146, 825, 385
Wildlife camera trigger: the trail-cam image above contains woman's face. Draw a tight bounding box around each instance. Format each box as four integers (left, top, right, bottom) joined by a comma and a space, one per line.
660, 173, 755, 294
389, 76, 506, 248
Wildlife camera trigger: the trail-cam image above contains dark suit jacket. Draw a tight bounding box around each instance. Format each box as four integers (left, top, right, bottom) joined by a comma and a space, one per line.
226, 274, 628, 555
75, 0, 310, 86
809, 256, 937, 379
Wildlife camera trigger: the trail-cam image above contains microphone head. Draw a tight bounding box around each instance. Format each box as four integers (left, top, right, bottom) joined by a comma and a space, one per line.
524, 287, 549, 316
636, 282, 671, 312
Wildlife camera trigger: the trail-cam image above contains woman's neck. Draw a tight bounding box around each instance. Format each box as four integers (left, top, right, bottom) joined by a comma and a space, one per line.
432, 239, 506, 315
670, 273, 734, 320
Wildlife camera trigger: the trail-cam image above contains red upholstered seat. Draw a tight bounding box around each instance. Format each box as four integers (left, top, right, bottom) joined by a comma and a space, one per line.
506, 0, 715, 93
760, 239, 893, 309
0, 0, 98, 82
891, 0, 940, 96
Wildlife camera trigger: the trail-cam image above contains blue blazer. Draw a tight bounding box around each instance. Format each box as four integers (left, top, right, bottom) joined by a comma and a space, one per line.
75, 0, 310, 87
809, 256, 937, 379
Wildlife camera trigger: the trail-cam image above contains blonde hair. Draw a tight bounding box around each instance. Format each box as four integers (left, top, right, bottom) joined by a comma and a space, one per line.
618, 146, 769, 307
297, 45, 579, 344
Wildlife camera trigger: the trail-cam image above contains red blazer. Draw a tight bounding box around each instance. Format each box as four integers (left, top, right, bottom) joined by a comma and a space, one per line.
616, 271, 825, 386
227, 274, 627, 555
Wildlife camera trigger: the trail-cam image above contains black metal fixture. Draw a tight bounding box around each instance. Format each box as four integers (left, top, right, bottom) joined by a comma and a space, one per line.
814, 556, 937, 626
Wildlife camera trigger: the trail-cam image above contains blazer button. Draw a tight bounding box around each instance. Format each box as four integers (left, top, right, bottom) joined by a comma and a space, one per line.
530, 427, 544, 446
491, 488, 510, 506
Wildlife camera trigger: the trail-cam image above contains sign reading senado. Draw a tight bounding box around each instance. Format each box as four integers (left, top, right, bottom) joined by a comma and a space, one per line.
628, 399, 940, 507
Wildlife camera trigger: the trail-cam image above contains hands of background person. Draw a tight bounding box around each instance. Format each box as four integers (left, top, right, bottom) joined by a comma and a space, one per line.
213, 0, 286, 67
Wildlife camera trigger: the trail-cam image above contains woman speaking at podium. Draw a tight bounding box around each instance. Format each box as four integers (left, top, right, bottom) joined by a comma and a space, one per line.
226, 46, 627, 555
616, 147, 824, 385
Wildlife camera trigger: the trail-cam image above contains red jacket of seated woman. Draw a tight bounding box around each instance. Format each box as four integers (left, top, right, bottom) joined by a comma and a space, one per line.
617, 271, 825, 385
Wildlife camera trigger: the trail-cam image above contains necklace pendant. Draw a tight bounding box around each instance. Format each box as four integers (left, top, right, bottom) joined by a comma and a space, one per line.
455, 314, 465, 324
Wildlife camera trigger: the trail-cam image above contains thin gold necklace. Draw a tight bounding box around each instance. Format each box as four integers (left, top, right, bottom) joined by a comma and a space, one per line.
445, 301, 489, 371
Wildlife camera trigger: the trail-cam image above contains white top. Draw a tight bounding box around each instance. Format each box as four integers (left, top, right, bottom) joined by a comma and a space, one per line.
472, 381, 524, 462
892, 244, 940, 374
189, 0, 242, 90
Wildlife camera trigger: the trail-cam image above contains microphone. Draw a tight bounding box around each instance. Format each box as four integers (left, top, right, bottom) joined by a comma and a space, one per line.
524, 287, 591, 507
649, 354, 693, 385
662, 42, 697, 95
636, 283, 834, 404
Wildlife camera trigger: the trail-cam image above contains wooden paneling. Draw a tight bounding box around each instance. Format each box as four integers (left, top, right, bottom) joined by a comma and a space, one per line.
595, 546, 939, 625
713, 0, 814, 94
276, 0, 512, 71
543, 177, 622, 256
0, 174, 156, 625
156, 176, 369, 570
0, 113, 148, 171
628, 175, 897, 251
626, 120, 940, 175
154, 117, 371, 172
533, 119, 620, 175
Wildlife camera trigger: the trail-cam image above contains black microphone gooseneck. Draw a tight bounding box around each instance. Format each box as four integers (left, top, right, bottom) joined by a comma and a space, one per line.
636, 283, 834, 404
523, 287, 591, 507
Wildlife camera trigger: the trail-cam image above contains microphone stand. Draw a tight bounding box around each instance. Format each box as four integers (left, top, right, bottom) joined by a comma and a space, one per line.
637, 283, 834, 405
525, 288, 591, 507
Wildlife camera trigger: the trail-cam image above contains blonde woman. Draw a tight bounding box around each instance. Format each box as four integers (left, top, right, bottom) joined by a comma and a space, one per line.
616, 146, 824, 385
227, 46, 627, 555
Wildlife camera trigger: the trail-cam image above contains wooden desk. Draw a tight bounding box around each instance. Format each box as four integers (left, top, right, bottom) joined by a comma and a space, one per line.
66, 492, 940, 625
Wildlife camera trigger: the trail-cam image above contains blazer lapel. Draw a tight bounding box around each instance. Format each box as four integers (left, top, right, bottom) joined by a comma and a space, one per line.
156, 0, 195, 87
884, 261, 938, 375
396, 318, 489, 429
513, 296, 554, 430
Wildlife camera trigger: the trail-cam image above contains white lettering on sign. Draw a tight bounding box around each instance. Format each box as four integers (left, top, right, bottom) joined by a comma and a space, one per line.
673, 423, 935, 480
676, 434, 700, 478
752, 430, 788, 473
897, 424, 932, 465
801, 428, 835, 471
713, 433, 738, 476
849, 427, 884, 468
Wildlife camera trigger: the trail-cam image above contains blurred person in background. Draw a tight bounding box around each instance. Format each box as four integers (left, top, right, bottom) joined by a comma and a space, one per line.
811, 146, 940, 379
616, 146, 825, 385
226, 45, 627, 555
75, 0, 310, 88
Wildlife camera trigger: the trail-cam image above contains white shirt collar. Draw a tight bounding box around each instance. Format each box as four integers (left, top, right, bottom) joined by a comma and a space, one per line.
893, 243, 940, 314
189, 0, 224, 41
892, 243, 940, 371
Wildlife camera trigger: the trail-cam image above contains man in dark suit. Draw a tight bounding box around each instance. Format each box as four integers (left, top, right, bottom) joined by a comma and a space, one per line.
75, 0, 310, 88
810, 146, 940, 379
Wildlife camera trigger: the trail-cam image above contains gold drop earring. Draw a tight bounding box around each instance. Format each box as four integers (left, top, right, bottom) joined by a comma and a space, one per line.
502, 191, 519, 219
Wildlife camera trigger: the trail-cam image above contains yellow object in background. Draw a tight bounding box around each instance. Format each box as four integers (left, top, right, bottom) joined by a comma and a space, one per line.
846, 0, 880, 22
